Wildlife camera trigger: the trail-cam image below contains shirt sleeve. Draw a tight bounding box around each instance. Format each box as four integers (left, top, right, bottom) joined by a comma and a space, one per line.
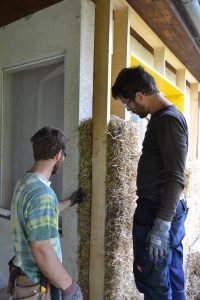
25, 193, 59, 241
156, 115, 188, 221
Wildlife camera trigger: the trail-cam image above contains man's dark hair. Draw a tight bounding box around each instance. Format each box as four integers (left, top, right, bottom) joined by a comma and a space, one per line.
31, 126, 68, 160
112, 65, 159, 101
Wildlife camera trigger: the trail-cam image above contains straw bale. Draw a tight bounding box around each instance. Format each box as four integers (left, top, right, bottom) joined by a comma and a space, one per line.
77, 116, 145, 299
105, 116, 142, 300
185, 247, 200, 299
183, 161, 200, 299
183, 161, 200, 253
78, 118, 200, 300
78, 119, 92, 300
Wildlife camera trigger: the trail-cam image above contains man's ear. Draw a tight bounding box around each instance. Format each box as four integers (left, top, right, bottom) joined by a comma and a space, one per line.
55, 150, 62, 161
135, 92, 145, 103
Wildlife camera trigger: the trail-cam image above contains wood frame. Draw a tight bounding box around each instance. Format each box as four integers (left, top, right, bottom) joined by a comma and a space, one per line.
111, 6, 130, 119
189, 83, 199, 160
154, 47, 165, 76
89, 0, 112, 299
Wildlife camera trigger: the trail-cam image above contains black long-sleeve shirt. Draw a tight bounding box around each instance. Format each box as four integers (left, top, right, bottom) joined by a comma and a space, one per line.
136, 105, 188, 221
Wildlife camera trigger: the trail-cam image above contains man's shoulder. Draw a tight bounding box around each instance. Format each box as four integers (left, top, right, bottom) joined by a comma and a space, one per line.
158, 106, 187, 126
17, 173, 56, 203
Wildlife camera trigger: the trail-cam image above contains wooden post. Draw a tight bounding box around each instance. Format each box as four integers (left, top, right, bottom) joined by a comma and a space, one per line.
189, 83, 199, 160
176, 69, 188, 121
176, 69, 186, 92
198, 93, 200, 159
89, 0, 112, 299
154, 47, 165, 76
111, 7, 130, 119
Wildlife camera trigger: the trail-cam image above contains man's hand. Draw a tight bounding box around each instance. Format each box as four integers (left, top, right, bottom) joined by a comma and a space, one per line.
61, 281, 83, 300
70, 188, 84, 207
146, 218, 171, 260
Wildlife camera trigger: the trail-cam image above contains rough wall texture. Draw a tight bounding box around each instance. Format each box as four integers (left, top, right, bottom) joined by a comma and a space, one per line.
78, 119, 92, 300
78, 118, 200, 299
78, 117, 143, 299
105, 116, 142, 300
183, 160, 200, 251
0, 219, 13, 284
183, 160, 200, 299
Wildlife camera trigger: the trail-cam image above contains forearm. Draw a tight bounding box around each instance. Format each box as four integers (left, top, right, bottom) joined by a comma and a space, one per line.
30, 240, 72, 289
59, 188, 84, 212
59, 198, 72, 213
157, 181, 183, 221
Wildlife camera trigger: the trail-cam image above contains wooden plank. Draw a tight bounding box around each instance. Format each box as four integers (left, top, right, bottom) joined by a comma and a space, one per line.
111, 7, 130, 119
198, 93, 200, 159
189, 83, 199, 160
89, 0, 112, 299
108, 0, 198, 85
130, 27, 154, 54
154, 47, 165, 76
176, 69, 186, 93
127, 0, 200, 83
176, 69, 186, 115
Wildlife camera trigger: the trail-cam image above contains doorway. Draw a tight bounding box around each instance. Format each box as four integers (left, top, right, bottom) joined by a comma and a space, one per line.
2, 60, 64, 209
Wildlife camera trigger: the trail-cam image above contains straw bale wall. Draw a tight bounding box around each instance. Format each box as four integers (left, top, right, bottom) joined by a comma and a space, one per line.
78, 118, 200, 300
105, 116, 141, 299
78, 117, 142, 299
183, 161, 200, 250
183, 160, 200, 299
78, 119, 93, 300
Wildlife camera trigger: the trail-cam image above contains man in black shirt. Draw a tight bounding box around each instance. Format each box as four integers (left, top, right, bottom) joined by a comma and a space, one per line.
112, 66, 188, 300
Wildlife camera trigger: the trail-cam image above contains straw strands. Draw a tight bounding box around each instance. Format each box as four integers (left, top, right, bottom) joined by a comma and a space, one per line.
78, 117, 143, 299
105, 116, 142, 300
77, 118, 200, 300
185, 250, 200, 299
183, 161, 200, 251
183, 161, 200, 299
78, 119, 92, 300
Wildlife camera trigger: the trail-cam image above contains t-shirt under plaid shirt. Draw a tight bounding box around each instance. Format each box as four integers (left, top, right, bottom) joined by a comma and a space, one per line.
11, 172, 62, 283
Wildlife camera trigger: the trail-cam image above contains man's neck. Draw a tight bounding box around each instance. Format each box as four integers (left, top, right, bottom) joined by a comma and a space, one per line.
148, 93, 172, 114
29, 160, 54, 180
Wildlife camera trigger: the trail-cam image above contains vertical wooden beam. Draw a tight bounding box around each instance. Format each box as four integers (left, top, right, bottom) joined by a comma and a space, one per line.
89, 1, 112, 299
176, 69, 188, 120
111, 7, 130, 119
154, 47, 165, 76
176, 69, 186, 93
189, 83, 199, 160
197, 93, 200, 159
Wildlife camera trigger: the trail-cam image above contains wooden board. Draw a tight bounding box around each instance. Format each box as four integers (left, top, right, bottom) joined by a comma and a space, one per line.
111, 7, 130, 119
89, 0, 112, 299
189, 83, 199, 160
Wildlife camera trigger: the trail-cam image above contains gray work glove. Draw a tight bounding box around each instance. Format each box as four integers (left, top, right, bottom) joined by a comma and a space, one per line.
147, 217, 171, 261
61, 281, 83, 300
70, 188, 84, 206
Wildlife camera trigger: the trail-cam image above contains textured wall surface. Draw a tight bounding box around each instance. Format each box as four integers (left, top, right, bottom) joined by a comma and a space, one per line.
0, 218, 13, 283
77, 118, 200, 299
183, 160, 200, 298
184, 160, 200, 252
105, 116, 142, 300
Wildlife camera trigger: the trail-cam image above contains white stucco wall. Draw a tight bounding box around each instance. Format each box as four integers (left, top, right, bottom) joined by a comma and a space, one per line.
61, 0, 94, 280
0, 218, 13, 284
0, 0, 94, 284
79, 0, 95, 122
